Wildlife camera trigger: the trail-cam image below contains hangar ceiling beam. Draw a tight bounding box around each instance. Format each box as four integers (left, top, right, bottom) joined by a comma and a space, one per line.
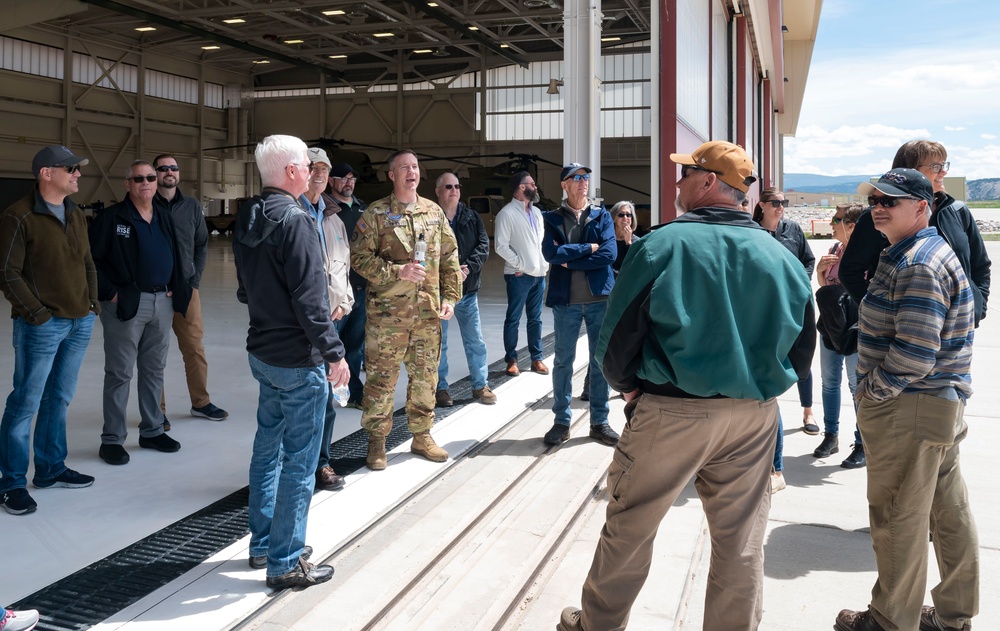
1, 0, 87, 32
396, 0, 529, 68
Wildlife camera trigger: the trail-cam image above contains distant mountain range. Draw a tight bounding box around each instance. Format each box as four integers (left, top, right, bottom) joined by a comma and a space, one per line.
784, 173, 1000, 201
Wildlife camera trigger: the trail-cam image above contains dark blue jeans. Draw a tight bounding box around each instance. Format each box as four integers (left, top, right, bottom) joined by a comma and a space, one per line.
339, 284, 367, 402
551, 303, 610, 427
503, 274, 545, 362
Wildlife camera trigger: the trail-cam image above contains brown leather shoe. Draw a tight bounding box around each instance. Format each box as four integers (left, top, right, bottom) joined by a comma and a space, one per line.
315, 465, 345, 490
505, 359, 520, 376
530, 360, 549, 375
472, 385, 497, 404
435, 389, 454, 407
919, 606, 971, 631
835, 608, 887, 631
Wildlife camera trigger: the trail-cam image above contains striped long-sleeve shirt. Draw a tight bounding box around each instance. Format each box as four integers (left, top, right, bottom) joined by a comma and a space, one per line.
857, 227, 974, 401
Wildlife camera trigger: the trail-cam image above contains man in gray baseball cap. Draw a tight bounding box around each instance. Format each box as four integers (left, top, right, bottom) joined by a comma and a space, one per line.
30, 145, 89, 178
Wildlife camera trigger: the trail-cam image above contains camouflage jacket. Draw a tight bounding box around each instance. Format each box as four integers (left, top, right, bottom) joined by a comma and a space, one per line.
350, 193, 462, 315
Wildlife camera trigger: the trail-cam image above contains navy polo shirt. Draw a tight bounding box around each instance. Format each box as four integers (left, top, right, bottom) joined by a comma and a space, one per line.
129, 204, 173, 288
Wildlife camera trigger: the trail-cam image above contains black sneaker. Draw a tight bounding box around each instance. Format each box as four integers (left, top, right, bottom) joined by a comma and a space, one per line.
589, 424, 620, 446
139, 433, 181, 453
250, 545, 313, 569
2, 488, 38, 515
265, 557, 334, 589
543, 424, 570, 446
813, 432, 840, 458
32, 468, 95, 489
841, 444, 866, 469
191, 403, 229, 421
99, 444, 130, 465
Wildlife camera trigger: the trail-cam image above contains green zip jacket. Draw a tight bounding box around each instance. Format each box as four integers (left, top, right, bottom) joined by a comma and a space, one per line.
596, 206, 815, 401
0, 189, 99, 323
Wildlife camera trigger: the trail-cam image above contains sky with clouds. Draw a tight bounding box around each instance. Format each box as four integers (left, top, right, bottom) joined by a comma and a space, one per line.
784, 0, 1000, 179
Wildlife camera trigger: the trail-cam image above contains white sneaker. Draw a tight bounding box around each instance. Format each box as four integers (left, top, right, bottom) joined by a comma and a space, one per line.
3, 608, 40, 631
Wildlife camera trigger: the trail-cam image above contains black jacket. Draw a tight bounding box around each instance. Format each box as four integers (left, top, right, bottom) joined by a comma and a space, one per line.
233, 187, 345, 368
757, 218, 815, 278
89, 197, 191, 322
449, 202, 490, 295
153, 188, 208, 289
840, 196, 991, 325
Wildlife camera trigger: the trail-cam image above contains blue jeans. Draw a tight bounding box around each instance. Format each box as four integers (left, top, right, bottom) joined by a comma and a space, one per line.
820, 343, 861, 444
551, 302, 610, 427
339, 284, 367, 402
438, 292, 489, 391
797, 370, 814, 408
0, 314, 95, 491
247, 354, 327, 576
503, 274, 545, 362
317, 319, 346, 470
773, 411, 784, 472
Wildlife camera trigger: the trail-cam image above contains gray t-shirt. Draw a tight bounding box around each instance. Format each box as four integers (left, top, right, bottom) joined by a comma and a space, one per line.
45, 200, 66, 225
558, 206, 606, 305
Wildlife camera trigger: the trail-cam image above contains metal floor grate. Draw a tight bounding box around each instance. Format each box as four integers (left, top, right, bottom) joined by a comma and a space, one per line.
12, 333, 558, 630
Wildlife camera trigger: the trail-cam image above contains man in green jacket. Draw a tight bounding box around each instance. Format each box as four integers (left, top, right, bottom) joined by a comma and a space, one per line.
558, 141, 815, 631
0, 146, 100, 515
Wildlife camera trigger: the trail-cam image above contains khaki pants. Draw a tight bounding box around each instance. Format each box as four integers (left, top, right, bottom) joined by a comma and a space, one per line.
857, 393, 979, 631
160, 288, 210, 411
580, 395, 777, 631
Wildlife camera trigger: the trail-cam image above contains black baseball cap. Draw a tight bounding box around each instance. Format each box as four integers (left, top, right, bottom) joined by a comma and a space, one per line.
32, 145, 89, 178
560, 162, 592, 181
857, 168, 934, 204
330, 163, 359, 179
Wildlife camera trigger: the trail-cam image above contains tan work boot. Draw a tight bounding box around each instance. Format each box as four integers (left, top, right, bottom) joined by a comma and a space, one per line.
472, 385, 497, 405
411, 431, 448, 462
366, 435, 387, 470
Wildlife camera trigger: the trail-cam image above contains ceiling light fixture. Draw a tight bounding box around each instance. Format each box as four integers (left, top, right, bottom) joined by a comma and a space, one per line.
253, 60, 270, 64
201, 45, 221, 50
284, 39, 304, 44
322, 9, 346, 15
524, 0, 547, 7
500, 43, 509, 48
547, 79, 563, 94
135, 26, 156, 32
413, 49, 433, 53
433, 48, 449, 57
601, 36, 620, 41
427, 2, 439, 5
223, 18, 245, 24
329, 54, 347, 58
374, 32, 394, 37
468, 26, 479, 30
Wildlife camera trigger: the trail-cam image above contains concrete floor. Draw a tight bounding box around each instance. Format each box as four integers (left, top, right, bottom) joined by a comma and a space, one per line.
2, 237, 999, 630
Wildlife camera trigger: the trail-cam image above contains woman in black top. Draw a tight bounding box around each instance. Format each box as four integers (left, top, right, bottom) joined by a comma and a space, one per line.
610, 200, 638, 275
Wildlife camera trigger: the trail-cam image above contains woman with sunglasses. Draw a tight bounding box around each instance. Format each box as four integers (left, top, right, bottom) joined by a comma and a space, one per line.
840, 140, 991, 326
752, 187, 817, 491
610, 200, 639, 276
813, 203, 866, 469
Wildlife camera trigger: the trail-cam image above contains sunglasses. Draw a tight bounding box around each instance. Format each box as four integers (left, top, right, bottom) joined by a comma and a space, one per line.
919, 161, 949, 173
680, 164, 719, 179
564, 173, 590, 182
617, 212, 633, 218
441, 184, 462, 190
155, 165, 180, 172
765, 199, 790, 208
830, 216, 855, 225
49, 165, 81, 174
128, 175, 158, 183
868, 195, 917, 208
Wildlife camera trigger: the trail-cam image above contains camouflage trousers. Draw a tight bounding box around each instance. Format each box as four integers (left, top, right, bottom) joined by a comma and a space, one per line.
361, 304, 442, 437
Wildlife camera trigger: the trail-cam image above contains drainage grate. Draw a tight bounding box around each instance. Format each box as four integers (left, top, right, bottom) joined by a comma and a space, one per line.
12, 333, 558, 630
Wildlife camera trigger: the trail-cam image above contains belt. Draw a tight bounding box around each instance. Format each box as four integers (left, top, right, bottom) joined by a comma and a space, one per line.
142, 285, 169, 293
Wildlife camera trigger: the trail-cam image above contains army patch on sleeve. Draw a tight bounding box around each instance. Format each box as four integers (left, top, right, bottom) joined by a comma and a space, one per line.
356, 217, 368, 232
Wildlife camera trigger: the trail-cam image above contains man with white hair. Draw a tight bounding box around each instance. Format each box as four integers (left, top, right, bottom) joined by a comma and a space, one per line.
233, 135, 349, 589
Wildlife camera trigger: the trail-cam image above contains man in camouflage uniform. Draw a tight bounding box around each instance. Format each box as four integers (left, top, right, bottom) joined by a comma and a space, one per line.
350, 149, 462, 470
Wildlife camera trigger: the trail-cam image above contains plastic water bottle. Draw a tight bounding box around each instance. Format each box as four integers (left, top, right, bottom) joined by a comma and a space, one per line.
331, 384, 350, 407
414, 232, 427, 267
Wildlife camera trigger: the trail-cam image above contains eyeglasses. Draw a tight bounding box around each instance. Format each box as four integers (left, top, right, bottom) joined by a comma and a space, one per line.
617, 212, 633, 218
765, 199, 790, 208
681, 164, 717, 179
290, 161, 315, 172
868, 195, 917, 208
441, 184, 462, 190
830, 216, 856, 225
564, 173, 590, 182
128, 175, 157, 183
919, 161, 950, 173
48, 165, 81, 174
335, 175, 357, 183
155, 165, 180, 172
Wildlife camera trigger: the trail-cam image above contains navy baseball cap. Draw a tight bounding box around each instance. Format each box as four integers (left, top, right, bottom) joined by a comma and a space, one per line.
32, 145, 89, 178
560, 162, 592, 181
330, 163, 359, 178
857, 168, 933, 204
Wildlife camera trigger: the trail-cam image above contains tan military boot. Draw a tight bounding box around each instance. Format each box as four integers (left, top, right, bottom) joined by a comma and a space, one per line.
366, 435, 387, 470
410, 431, 448, 462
